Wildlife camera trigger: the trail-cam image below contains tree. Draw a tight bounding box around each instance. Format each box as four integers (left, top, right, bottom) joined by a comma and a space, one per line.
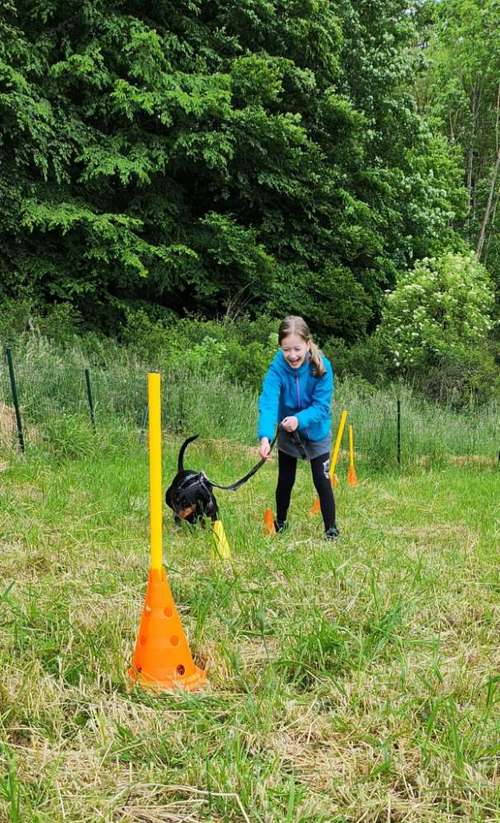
0, 0, 467, 339
415, 0, 500, 281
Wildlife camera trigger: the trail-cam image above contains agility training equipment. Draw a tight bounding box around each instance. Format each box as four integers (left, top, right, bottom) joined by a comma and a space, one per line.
330, 410, 348, 487
263, 507, 276, 535
310, 410, 348, 513
212, 519, 232, 559
347, 424, 358, 486
129, 372, 206, 692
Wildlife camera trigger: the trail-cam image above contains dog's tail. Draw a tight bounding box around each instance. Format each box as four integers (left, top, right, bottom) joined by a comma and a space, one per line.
178, 434, 199, 471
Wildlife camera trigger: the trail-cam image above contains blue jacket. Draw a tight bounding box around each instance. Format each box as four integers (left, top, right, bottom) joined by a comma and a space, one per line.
258, 351, 334, 441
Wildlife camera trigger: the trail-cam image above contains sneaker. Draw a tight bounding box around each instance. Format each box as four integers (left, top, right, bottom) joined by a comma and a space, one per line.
274, 519, 288, 534
325, 526, 340, 540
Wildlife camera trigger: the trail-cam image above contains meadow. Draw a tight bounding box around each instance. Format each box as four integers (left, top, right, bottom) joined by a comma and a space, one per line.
0, 336, 499, 821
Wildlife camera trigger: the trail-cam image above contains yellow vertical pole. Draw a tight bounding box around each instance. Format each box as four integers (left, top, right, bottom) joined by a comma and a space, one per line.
212, 520, 232, 560
329, 409, 348, 482
148, 372, 163, 572
349, 424, 354, 466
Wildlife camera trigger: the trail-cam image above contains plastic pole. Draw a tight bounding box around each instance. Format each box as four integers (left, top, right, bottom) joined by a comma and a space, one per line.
329, 410, 348, 481
148, 372, 163, 571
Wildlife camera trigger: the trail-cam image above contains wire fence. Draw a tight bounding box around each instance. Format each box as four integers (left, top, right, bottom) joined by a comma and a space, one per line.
1, 336, 498, 470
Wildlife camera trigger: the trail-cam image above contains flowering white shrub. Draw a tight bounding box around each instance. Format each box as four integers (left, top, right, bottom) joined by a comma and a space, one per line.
379, 252, 495, 369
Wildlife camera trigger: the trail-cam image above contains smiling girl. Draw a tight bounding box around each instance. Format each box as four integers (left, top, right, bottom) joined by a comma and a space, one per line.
258, 315, 339, 540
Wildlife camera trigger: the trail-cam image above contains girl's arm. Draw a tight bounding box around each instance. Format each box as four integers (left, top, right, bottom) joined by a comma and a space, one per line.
257, 360, 282, 440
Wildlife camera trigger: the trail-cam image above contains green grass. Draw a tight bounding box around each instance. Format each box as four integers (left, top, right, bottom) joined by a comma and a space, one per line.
1, 334, 498, 470
0, 426, 499, 821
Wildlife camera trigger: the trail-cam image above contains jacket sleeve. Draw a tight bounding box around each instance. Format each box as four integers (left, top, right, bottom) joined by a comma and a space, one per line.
295, 360, 334, 430
257, 360, 282, 440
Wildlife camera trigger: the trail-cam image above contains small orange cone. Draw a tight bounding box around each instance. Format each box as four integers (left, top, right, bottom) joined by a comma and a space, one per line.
263, 508, 276, 535
310, 497, 321, 515
347, 424, 358, 487
129, 567, 206, 692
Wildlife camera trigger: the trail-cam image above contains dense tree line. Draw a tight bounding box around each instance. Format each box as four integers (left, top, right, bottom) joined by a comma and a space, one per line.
0, 1, 495, 342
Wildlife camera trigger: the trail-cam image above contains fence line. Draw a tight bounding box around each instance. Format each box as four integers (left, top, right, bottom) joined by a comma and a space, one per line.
0, 340, 498, 469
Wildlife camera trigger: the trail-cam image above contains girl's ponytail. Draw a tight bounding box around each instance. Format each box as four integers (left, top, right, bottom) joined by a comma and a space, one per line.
309, 339, 326, 377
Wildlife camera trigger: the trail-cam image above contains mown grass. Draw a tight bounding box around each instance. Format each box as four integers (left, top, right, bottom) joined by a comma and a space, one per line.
0, 421, 498, 822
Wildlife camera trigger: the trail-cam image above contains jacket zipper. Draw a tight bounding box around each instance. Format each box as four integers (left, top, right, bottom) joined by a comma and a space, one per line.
295, 374, 301, 409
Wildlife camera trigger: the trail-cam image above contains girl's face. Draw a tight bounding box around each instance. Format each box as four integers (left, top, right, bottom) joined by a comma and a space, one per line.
280, 333, 310, 369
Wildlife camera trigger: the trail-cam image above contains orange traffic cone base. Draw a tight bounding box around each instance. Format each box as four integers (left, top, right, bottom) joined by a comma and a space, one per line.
263, 508, 276, 535
129, 665, 206, 691
347, 466, 358, 486
129, 568, 206, 692
310, 497, 321, 515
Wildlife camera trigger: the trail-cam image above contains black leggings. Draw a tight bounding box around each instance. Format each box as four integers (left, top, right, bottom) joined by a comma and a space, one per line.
276, 450, 336, 532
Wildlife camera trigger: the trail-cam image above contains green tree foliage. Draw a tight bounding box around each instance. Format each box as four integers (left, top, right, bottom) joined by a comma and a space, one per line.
0, 0, 466, 339
379, 251, 494, 368
415, 0, 500, 284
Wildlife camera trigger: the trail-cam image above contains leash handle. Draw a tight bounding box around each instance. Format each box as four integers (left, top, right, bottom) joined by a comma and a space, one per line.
288, 428, 307, 459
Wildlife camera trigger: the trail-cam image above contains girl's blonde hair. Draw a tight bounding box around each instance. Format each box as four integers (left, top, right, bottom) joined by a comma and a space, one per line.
278, 315, 326, 377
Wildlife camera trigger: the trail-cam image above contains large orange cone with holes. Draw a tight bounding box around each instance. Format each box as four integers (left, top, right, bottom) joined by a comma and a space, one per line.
263, 507, 276, 534
129, 567, 206, 691
129, 372, 206, 692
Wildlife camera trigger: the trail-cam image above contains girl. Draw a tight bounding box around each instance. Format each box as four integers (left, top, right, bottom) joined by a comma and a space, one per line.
258, 315, 339, 540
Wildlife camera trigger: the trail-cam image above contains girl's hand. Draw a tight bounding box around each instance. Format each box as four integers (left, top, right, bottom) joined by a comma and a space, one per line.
281, 416, 298, 432
259, 437, 271, 459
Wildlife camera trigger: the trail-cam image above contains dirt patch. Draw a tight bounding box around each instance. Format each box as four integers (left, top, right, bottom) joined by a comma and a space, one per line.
450, 454, 498, 467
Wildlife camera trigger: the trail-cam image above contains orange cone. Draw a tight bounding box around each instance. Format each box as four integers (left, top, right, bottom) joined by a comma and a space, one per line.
263, 508, 276, 534
310, 497, 321, 515
347, 424, 358, 487
129, 567, 206, 692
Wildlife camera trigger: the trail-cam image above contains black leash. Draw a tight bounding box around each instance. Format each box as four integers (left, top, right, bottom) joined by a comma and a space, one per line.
206, 429, 279, 492
204, 423, 307, 493
289, 429, 307, 459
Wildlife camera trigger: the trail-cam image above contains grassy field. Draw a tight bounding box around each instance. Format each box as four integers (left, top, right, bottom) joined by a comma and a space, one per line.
0, 428, 499, 822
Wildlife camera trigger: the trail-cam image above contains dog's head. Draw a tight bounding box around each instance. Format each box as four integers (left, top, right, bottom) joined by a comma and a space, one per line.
165, 435, 219, 523
166, 470, 218, 523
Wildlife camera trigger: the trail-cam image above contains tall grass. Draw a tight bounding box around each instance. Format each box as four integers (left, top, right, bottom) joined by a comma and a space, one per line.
0, 430, 498, 820
1, 334, 497, 469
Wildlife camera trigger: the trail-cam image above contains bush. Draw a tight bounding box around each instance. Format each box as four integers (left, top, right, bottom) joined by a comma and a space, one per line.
0, 299, 83, 349
322, 334, 389, 383
120, 310, 278, 389
379, 251, 495, 370
415, 344, 500, 408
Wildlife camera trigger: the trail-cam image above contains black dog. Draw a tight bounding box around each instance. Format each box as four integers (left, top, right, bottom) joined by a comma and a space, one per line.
165, 433, 278, 525
165, 435, 219, 525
